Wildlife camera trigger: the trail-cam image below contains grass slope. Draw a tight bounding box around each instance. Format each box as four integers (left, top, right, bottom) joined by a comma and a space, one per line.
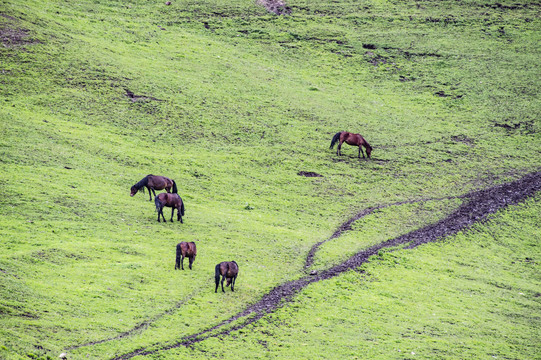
0, 0, 540, 359
184, 197, 541, 360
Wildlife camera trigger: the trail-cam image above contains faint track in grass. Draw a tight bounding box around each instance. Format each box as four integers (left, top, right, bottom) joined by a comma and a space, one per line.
111, 171, 541, 359
67, 289, 202, 350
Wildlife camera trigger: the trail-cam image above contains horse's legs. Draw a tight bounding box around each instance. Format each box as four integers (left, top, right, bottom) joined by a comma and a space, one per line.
337, 141, 342, 156
221, 276, 226, 292
188, 256, 193, 270
178, 208, 183, 223
170, 207, 175, 222
231, 276, 236, 292
181, 254, 185, 270
157, 204, 166, 222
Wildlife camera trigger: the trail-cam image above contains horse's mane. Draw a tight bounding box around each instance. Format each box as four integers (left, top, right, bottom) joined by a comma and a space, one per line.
133, 175, 152, 190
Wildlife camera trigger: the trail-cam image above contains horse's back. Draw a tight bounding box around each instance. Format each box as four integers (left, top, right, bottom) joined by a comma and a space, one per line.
181, 241, 196, 256
227, 261, 238, 277
189, 242, 197, 256
178, 241, 186, 253
148, 175, 164, 188
158, 192, 181, 204
342, 132, 362, 145
156, 192, 168, 203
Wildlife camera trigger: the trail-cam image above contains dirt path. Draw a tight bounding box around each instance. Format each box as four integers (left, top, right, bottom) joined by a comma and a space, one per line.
111, 171, 540, 359
304, 195, 468, 268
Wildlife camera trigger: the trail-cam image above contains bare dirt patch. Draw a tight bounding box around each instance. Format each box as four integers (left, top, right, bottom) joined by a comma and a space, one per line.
298, 171, 323, 177
1, 26, 29, 47
124, 88, 163, 102
1, 16, 40, 49
256, 0, 291, 15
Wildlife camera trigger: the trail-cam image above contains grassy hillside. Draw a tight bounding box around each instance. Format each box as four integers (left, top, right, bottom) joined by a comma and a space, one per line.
1, 0, 540, 359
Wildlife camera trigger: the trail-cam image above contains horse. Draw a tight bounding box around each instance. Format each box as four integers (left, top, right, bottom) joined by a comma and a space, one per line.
330, 131, 372, 159
215, 261, 239, 293
130, 174, 177, 201
154, 192, 185, 223
175, 241, 197, 270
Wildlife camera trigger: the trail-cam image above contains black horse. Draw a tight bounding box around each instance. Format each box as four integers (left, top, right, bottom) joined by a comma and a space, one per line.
155, 192, 185, 223
215, 261, 239, 293
130, 174, 177, 201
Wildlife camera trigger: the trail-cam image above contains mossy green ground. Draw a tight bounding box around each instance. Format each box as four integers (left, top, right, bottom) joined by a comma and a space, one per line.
0, 0, 539, 359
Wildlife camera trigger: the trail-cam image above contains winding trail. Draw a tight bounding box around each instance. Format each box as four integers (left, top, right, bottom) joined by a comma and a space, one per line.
112, 171, 541, 359
304, 195, 467, 269
68, 288, 204, 350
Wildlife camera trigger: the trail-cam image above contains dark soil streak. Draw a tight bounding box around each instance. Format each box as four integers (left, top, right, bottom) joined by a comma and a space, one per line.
305, 195, 468, 268
111, 172, 540, 359
69, 292, 200, 350
124, 88, 163, 102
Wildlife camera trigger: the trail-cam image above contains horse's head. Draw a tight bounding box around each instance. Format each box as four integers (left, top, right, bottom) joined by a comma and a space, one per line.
130, 186, 138, 196
366, 145, 372, 158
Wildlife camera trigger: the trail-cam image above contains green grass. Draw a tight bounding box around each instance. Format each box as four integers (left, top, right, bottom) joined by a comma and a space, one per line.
192, 197, 540, 360
0, 0, 540, 359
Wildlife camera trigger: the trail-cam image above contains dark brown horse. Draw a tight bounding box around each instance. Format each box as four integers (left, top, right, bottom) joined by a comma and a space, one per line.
175, 241, 197, 270
330, 131, 372, 159
155, 192, 185, 223
215, 261, 238, 293
130, 174, 177, 201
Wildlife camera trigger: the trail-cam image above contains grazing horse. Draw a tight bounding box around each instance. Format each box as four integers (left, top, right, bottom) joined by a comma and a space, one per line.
130, 174, 177, 201
330, 131, 372, 159
175, 241, 197, 270
155, 192, 185, 223
215, 261, 239, 293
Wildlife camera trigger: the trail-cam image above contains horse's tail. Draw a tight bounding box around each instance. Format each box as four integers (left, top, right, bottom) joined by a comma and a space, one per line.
330, 132, 342, 149
175, 243, 181, 269
172, 180, 178, 194
180, 198, 185, 216
215, 264, 221, 283
154, 195, 162, 212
